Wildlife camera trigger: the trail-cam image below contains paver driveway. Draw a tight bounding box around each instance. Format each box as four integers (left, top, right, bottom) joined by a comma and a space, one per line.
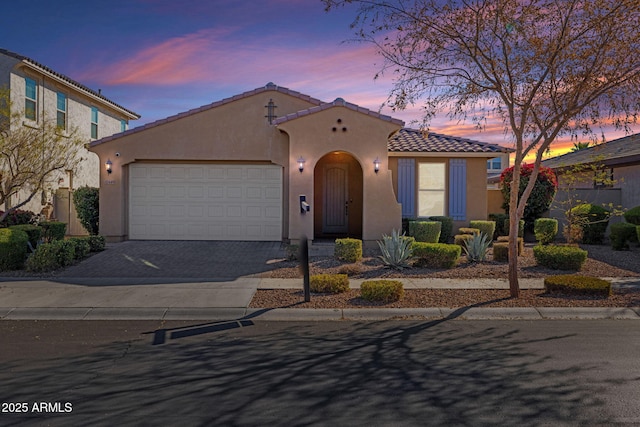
55, 240, 286, 280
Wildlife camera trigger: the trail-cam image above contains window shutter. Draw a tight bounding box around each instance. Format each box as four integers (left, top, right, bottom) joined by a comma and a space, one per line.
449, 159, 466, 220
397, 158, 415, 218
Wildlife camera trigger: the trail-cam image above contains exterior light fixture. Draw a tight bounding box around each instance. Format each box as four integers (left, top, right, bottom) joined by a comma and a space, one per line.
105, 159, 113, 174
373, 157, 380, 174
297, 156, 306, 173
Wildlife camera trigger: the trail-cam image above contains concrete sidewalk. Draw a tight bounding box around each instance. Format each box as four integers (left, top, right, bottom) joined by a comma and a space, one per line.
1, 276, 639, 321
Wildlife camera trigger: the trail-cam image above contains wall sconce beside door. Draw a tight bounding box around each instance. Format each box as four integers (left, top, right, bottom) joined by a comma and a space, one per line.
297, 156, 306, 172
105, 159, 113, 174
373, 157, 380, 174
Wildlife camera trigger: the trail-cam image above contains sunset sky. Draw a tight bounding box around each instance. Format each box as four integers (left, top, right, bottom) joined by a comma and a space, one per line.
2, 0, 633, 160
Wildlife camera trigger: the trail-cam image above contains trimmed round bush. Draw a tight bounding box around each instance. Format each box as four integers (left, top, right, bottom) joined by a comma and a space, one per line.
544, 275, 611, 297
87, 235, 106, 252
73, 186, 99, 235
335, 238, 362, 263
458, 227, 480, 236
0, 228, 29, 271
309, 274, 349, 293
570, 204, 609, 244
40, 221, 67, 242
469, 221, 496, 242
9, 224, 42, 249
533, 245, 588, 270
360, 280, 404, 303
68, 237, 91, 260
492, 242, 509, 262
534, 218, 558, 245
409, 221, 442, 243
624, 206, 640, 225
411, 242, 461, 269
496, 236, 524, 255
429, 216, 453, 243
454, 234, 474, 247
609, 222, 638, 251
25, 240, 75, 272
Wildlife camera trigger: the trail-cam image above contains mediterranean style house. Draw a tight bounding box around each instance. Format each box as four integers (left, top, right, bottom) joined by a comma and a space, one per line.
0, 48, 139, 231
89, 83, 511, 244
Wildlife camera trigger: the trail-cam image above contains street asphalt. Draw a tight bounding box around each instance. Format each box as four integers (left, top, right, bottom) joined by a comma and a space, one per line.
0, 240, 639, 321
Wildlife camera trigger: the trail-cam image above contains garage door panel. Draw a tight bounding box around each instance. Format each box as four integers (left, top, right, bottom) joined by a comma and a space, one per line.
129, 164, 282, 241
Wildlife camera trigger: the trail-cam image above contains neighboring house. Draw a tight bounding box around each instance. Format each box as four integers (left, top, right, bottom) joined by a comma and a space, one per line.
542, 133, 640, 226
486, 152, 510, 189
89, 83, 511, 244
0, 48, 139, 231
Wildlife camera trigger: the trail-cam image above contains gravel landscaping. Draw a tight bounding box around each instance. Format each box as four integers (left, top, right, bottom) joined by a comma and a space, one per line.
251, 243, 640, 309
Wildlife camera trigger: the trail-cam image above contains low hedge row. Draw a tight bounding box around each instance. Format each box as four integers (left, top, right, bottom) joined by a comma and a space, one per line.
412, 242, 461, 269
533, 245, 588, 270
24, 235, 106, 273
0, 228, 29, 271
310, 274, 350, 293
360, 280, 404, 303
544, 275, 611, 297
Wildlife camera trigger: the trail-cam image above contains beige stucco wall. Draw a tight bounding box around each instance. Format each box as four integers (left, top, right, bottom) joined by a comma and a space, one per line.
277, 105, 402, 243
90, 89, 318, 241
2, 54, 135, 220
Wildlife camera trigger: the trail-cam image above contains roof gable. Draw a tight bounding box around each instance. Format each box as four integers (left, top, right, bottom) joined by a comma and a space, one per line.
1, 48, 139, 120
543, 133, 640, 169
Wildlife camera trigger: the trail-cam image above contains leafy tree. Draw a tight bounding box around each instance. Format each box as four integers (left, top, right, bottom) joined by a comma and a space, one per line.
0, 88, 83, 223
500, 164, 557, 227
324, 0, 640, 296
571, 142, 591, 152
72, 186, 99, 235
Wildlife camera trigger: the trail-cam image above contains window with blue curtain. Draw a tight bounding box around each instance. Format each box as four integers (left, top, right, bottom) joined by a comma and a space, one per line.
25, 77, 37, 120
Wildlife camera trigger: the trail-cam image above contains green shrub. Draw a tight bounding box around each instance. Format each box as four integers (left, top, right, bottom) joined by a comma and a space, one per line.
454, 234, 474, 247
489, 213, 509, 238
458, 227, 480, 236
469, 221, 496, 243
412, 242, 461, 269
335, 238, 362, 263
68, 237, 91, 260
544, 275, 611, 297
361, 280, 404, 303
25, 240, 75, 272
533, 245, 588, 270
9, 224, 42, 249
463, 232, 491, 262
377, 229, 414, 270
40, 221, 67, 242
500, 163, 558, 226
637, 226, 640, 245
87, 235, 106, 252
0, 228, 29, 271
73, 186, 100, 235
570, 204, 610, 244
623, 205, 640, 225
492, 242, 509, 262
496, 236, 524, 255
534, 218, 558, 245
504, 219, 525, 237
0, 209, 37, 227
609, 222, 638, 251
310, 274, 349, 293
409, 221, 441, 243
429, 216, 453, 243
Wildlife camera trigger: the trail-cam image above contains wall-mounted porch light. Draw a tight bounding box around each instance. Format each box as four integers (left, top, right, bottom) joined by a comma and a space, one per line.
373, 157, 380, 174
297, 156, 306, 173
105, 159, 113, 174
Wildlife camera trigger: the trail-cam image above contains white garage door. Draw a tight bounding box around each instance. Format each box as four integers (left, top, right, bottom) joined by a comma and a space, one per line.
129, 163, 282, 241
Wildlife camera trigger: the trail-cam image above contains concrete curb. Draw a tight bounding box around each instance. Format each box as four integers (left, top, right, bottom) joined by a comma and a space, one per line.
2, 306, 639, 321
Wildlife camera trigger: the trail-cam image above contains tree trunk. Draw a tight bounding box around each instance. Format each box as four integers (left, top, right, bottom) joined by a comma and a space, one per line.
508, 173, 521, 298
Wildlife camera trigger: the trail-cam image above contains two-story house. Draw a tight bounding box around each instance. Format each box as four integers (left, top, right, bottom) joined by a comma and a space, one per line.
0, 48, 139, 233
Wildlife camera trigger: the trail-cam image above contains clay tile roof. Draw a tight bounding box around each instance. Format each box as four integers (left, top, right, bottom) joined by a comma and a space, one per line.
542, 133, 640, 169
388, 128, 512, 153
1, 48, 140, 120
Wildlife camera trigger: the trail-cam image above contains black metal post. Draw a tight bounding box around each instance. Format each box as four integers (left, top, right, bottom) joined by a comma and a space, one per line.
300, 236, 310, 302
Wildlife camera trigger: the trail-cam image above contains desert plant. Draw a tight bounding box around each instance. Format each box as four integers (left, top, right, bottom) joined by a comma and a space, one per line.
533, 245, 587, 270
335, 238, 362, 263
624, 206, 640, 225
609, 222, 638, 251
377, 229, 414, 270
360, 280, 404, 303
429, 216, 453, 243
412, 242, 461, 269
492, 242, 509, 262
463, 232, 491, 262
569, 204, 610, 244
309, 274, 349, 293
73, 186, 99, 235
469, 221, 496, 243
544, 275, 611, 297
40, 221, 66, 243
408, 221, 441, 243
534, 218, 558, 245
0, 228, 29, 271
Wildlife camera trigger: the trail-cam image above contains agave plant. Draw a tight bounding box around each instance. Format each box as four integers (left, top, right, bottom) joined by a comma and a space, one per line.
463, 232, 491, 262
377, 229, 414, 270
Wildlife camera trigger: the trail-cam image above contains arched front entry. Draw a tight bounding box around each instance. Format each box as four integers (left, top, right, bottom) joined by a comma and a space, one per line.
313, 151, 363, 239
